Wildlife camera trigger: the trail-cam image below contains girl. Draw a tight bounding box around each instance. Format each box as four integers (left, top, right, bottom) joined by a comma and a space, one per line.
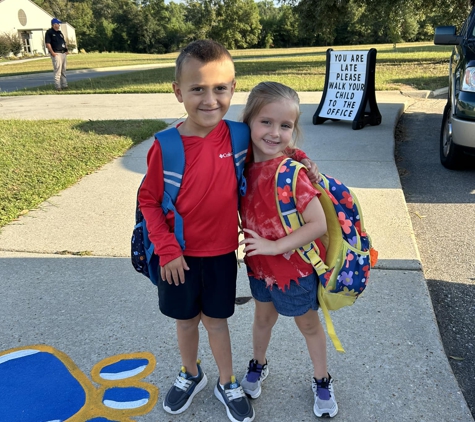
239, 82, 338, 418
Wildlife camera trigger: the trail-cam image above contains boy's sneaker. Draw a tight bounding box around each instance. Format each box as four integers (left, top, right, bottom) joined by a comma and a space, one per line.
214, 376, 255, 422
163, 361, 208, 414
240, 359, 269, 398
312, 374, 338, 418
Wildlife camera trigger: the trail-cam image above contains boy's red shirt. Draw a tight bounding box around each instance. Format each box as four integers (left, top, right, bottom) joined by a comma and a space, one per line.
138, 120, 311, 267
138, 120, 239, 266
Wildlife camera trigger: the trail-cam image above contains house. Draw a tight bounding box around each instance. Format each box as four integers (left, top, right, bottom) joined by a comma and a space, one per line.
0, 0, 77, 55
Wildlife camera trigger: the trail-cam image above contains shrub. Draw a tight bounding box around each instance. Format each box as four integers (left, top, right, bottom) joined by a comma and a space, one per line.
8, 33, 23, 55
0, 34, 11, 57
66, 38, 77, 50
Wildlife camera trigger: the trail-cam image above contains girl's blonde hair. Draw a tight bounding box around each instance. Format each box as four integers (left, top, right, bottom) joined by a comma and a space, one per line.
242, 81, 303, 146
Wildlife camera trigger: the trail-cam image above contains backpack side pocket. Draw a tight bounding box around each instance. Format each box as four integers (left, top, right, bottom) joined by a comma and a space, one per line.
318, 239, 371, 311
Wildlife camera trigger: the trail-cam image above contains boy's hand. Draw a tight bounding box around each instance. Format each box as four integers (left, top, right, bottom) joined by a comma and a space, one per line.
160, 256, 189, 286
301, 158, 322, 183
240, 228, 279, 256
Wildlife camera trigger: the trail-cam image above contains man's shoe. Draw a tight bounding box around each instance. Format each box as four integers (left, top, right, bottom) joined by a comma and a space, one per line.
214, 376, 255, 422
240, 359, 269, 398
163, 361, 207, 414
312, 374, 338, 418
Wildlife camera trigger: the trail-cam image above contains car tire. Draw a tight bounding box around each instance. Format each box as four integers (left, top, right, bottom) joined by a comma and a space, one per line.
440, 102, 466, 169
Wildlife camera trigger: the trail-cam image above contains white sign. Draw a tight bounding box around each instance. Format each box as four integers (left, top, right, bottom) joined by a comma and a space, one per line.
319, 51, 368, 121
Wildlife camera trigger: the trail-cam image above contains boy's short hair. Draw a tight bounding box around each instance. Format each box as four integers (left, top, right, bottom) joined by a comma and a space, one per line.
175, 39, 234, 82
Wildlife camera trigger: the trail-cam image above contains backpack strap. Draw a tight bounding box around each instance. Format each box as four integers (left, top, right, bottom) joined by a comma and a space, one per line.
152, 122, 248, 251
155, 127, 186, 250
275, 158, 344, 353
224, 120, 250, 196
275, 158, 327, 275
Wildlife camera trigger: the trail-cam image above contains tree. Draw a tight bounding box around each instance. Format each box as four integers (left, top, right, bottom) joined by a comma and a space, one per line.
274, 5, 300, 47
110, 0, 142, 52
67, 0, 95, 49
208, 0, 261, 49
185, 0, 216, 40
31, 0, 72, 19
256, 1, 279, 48
162, 2, 194, 52
294, 0, 350, 45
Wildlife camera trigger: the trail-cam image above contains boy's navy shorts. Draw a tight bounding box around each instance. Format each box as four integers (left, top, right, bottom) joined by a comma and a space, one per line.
249, 271, 319, 317
157, 252, 237, 320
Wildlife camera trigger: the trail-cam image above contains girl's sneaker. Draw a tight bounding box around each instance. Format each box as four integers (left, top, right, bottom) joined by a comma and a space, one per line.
240, 359, 269, 399
312, 374, 338, 418
163, 361, 207, 414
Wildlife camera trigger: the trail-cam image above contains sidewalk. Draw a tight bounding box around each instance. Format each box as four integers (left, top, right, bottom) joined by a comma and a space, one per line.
0, 92, 473, 421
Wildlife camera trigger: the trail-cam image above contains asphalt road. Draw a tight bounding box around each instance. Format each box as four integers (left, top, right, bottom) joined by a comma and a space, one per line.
395, 97, 475, 417
0, 63, 173, 93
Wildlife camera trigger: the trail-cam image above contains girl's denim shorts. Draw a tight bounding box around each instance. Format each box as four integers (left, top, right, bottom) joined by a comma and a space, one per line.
249, 271, 319, 317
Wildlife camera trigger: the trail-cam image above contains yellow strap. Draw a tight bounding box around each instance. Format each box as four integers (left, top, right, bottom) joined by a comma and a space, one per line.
287, 212, 303, 231
304, 247, 327, 276
319, 289, 345, 353
276, 159, 341, 350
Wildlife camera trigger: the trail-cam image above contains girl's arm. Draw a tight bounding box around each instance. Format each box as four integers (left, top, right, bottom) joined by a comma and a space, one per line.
241, 196, 327, 256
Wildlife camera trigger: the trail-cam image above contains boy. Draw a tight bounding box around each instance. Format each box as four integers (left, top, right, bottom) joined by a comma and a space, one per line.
138, 39, 255, 422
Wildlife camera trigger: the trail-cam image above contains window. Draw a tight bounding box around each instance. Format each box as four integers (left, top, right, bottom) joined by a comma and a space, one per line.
18, 9, 27, 26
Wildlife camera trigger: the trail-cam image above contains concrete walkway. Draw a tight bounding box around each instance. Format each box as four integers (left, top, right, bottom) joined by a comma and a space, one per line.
0, 91, 473, 421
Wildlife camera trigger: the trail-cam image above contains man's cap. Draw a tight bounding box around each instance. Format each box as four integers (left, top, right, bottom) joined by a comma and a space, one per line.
51, 18, 62, 25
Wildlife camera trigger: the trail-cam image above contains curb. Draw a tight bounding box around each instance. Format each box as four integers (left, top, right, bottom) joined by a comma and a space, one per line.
429, 86, 449, 98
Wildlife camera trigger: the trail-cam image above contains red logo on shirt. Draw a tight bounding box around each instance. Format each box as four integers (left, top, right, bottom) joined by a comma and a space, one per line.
219, 152, 232, 158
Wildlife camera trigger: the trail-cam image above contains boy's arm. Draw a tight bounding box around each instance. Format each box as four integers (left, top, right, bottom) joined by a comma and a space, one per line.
138, 141, 184, 268
245, 143, 319, 181
285, 148, 320, 183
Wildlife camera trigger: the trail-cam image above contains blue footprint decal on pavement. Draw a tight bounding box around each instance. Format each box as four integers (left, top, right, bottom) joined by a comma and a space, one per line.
0, 344, 158, 422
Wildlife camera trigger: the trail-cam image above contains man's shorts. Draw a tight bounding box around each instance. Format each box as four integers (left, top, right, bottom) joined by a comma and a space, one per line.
249, 271, 319, 317
157, 252, 237, 320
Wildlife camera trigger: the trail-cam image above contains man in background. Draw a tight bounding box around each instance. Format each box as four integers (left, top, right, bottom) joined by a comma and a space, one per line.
45, 18, 68, 91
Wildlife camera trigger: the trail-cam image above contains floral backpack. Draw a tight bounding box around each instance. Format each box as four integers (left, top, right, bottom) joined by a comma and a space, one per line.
275, 158, 378, 352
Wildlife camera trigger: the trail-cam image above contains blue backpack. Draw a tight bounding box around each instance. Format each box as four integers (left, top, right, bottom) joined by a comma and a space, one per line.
275, 158, 378, 352
131, 120, 250, 285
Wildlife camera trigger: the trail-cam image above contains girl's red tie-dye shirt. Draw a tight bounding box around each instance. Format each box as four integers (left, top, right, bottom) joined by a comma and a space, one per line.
241, 156, 326, 291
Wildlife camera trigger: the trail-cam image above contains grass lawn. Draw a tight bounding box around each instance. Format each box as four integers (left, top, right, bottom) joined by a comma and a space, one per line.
0, 119, 167, 228
1, 42, 453, 95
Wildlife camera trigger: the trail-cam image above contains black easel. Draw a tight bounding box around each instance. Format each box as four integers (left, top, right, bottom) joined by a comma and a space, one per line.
313, 48, 382, 130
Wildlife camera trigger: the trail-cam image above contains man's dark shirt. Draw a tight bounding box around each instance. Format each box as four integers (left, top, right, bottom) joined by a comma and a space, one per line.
45, 28, 67, 53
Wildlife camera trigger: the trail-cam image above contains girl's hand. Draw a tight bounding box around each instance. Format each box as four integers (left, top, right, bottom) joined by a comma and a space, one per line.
240, 228, 280, 256
301, 158, 322, 184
